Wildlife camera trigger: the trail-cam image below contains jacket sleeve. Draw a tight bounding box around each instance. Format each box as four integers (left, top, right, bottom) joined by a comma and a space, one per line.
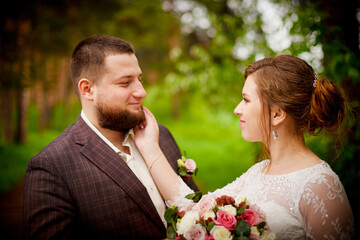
23, 155, 76, 239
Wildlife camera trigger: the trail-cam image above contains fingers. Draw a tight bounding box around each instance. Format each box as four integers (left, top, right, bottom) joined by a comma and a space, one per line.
142, 106, 153, 120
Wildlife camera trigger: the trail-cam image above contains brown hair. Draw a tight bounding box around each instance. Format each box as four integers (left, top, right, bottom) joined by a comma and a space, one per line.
244, 55, 347, 159
70, 34, 135, 98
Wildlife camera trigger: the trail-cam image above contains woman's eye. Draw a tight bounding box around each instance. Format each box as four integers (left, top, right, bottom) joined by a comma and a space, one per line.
243, 98, 249, 103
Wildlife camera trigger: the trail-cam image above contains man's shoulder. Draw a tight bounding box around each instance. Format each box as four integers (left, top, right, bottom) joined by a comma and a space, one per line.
33, 120, 82, 159
158, 123, 173, 139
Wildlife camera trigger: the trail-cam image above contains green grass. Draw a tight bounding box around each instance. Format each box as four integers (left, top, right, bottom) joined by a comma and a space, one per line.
0, 130, 60, 193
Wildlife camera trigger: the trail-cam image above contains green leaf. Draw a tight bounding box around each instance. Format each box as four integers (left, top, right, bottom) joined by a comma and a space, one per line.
237, 204, 246, 215
213, 205, 219, 213
234, 220, 251, 236
185, 193, 196, 199
164, 208, 174, 224
179, 166, 187, 176
206, 221, 215, 232
192, 191, 203, 202
257, 221, 266, 230
166, 226, 177, 239
185, 191, 202, 202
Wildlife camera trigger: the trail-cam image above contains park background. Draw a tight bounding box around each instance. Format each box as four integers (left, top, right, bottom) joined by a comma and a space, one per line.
1, 0, 359, 239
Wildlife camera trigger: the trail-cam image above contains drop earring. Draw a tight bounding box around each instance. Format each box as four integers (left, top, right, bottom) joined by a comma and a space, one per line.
272, 127, 278, 140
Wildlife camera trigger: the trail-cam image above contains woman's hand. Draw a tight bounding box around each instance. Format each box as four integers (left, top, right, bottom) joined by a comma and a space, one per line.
134, 107, 161, 156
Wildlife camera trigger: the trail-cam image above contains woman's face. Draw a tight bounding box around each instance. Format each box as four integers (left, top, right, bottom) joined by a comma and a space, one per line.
234, 75, 265, 142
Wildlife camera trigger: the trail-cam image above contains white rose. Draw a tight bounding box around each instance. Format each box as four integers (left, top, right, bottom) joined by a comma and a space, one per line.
176, 211, 200, 235
210, 225, 233, 240
202, 210, 216, 221
219, 205, 237, 216
235, 197, 248, 206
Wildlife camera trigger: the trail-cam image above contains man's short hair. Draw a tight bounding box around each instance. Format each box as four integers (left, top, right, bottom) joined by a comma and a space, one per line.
70, 34, 135, 98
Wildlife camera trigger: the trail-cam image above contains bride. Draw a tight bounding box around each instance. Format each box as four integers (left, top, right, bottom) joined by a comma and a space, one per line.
134, 55, 354, 239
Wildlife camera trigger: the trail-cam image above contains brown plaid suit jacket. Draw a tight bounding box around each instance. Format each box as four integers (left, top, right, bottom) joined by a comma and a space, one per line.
23, 115, 198, 239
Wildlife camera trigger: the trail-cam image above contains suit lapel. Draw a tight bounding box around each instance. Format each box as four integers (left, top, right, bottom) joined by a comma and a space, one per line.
71, 116, 165, 230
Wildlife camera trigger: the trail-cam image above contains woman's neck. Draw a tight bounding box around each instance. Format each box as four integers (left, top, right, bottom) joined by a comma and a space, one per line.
265, 134, 321, 174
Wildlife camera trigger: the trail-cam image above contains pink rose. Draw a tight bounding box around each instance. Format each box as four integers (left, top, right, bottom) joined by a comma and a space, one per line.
183, 224, 207, 240
214, 210, 237, 231
185, 159, 197, 172
193, 196, 217, 217
204, 235, 215, 240
241, 209, 259, 226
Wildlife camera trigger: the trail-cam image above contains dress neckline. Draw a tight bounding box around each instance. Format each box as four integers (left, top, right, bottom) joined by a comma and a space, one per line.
259, 159, 327, 177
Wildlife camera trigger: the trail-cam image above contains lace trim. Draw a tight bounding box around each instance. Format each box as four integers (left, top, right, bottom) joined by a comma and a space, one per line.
165, 176, 196, 212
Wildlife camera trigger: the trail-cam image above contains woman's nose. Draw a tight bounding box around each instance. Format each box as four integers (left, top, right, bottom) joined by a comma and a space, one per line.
234, 102, 242, 116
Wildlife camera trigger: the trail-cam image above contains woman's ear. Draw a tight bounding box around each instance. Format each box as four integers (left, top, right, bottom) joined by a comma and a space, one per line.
78, 78, 95, 101
271, 105, 286, 127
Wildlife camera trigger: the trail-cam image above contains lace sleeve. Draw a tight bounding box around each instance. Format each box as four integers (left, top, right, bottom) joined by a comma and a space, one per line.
300, 173, 354, 239
165, 176, 197, 212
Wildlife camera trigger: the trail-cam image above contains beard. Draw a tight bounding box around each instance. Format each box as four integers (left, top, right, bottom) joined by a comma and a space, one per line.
96, 101, 145, 133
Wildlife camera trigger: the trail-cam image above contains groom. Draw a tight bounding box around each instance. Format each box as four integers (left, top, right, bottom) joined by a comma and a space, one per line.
23, 34, 198, 239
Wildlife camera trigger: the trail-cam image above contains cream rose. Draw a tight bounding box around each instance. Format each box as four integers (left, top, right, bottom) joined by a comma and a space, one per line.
219, 205, 237, 216
203, 210, 216, 221
176, 211, 200, 235
210, 225, 232, 240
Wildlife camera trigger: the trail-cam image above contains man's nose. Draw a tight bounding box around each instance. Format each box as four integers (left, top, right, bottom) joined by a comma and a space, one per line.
133, 81, 147, 99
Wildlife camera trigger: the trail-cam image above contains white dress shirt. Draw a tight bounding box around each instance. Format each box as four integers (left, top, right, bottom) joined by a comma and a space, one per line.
81, 110, 167, 226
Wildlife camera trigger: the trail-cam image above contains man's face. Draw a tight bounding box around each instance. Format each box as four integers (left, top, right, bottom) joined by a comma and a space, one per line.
93, 54, 146, 132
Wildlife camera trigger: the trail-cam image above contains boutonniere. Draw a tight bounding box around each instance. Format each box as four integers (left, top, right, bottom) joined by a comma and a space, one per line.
177, 154, 198, 181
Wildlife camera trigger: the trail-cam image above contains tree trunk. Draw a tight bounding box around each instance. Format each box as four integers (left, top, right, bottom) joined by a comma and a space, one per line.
14, 88, 30, 143
0, 88, 15, 143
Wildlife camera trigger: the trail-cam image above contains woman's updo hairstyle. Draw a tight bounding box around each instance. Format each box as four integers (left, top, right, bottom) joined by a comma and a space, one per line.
244, 55, 347, 137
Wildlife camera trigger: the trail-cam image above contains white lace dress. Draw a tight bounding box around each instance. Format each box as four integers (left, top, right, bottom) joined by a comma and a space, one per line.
168, 160, 354, 240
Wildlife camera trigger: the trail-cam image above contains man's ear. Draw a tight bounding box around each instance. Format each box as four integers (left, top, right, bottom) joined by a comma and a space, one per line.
78, 78, 95, 101
271, 105, 286, 127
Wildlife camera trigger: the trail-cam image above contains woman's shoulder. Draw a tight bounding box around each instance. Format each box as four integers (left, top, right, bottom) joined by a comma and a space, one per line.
236, 159, 268, 179
303, 160, 340, 181
300, 160, 346, 197
248, 159, 268, 172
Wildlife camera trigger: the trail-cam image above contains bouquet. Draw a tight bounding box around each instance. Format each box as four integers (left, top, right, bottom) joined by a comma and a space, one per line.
165, 194, 275, 240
